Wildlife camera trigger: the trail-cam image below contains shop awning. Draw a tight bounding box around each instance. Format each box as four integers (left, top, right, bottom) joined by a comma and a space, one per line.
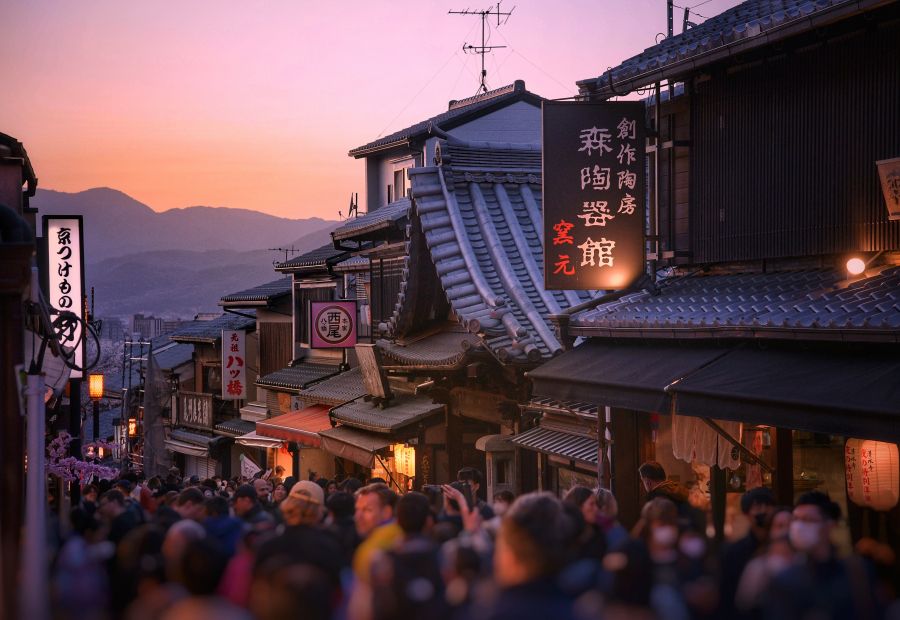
330, 396, 444, 434
670, 348, 900, 443
165, 429, 216, 457
318, 426, 392, 469
526, 340, 729, 414
510, 426, 598, 466
214, 418, 257, 438
234, 431, 285, 449
255, 404, 332, 448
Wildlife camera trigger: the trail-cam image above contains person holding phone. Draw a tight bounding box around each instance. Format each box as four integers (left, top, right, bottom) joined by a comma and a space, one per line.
457, 467, 495, 520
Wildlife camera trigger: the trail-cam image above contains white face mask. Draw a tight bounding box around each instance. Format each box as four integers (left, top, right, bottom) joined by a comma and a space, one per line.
789, 521, 821, 552
679, 536, 706, 559
652, 525, 679, 548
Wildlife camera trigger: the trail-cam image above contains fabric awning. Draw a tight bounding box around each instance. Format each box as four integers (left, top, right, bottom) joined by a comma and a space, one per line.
318, 426, 392, 469
510, 426, 598, 466
255, 405, 332, 448
164, 429, 215, 457
234, 431, 285, 449
671, 348, 900, 443
526, 340, 729, 414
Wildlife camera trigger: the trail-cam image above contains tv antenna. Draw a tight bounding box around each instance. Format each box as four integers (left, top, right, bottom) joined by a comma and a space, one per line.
449, 2, 515, 94
269, 246, 299, 266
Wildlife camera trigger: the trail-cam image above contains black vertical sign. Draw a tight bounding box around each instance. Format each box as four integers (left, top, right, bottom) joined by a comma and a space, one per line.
543, 101, 645, 290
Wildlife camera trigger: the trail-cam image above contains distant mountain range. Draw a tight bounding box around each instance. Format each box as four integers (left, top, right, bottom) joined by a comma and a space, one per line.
32, 188, 339, 320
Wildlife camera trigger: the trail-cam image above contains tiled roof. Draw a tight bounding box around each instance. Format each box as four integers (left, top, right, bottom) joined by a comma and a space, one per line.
256, 360, 342, 392
214, 418, 257, 437
570, 266, 900, 341
333, 255, 371, 272
152, 340, 193, 371
169, 312, 256, 344
377, 326, 482, 369
510, 426, 598, 466
220, 276, 292, 306
330, 396, 445, 434
332, 198, 411, 242
296, 368, 367, 407
348, 81, 542, 158
275, 243, 347, 273
406, 140, 596, 363
578, 0, 863, 96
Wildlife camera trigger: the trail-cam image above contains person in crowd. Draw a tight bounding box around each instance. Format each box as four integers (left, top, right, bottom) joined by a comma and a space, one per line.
98, 489, 142, 546
591, 539, 657, 620
250, 564, 333, 620
632, 497, 692, 620
596, 487, 629, 550
270, 465, 285, 487
272, 483, 287, 505
369, 491, 447, 620
172, 487, 206, 522
491, 490, 515, 518
80, 483, 99, 518
458, 467, 495, 520
719, 486, 777, 617
232, 483, 275, 528
203, 495, 243, 557
764, 491, 881, 619
325, 490, 361, 566
638, 461, 704, 532
562, 486, 606, 561
352, 483, 402, 580
473, 492, 577, 620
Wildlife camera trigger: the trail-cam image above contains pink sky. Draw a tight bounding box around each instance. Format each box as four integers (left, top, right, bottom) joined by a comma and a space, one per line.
2, 0, 741, 219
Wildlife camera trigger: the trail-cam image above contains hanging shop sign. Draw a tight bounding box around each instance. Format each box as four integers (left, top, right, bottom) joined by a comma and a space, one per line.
177, 391, 214, 431
44, 215, 86, 377
222, 329, 247, 400
876, 157, 900, 221
543, 101, 646, 290
310, 300, 358, 349
845, 438, 900, 512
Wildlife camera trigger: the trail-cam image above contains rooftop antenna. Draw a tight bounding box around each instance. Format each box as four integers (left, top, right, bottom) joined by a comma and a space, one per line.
449, 2, 515, 94
268, 246, 299, 266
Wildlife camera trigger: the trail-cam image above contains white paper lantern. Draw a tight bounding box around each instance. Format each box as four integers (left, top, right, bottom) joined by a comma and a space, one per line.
859, 440, 900, 512
845, 438, 865, 507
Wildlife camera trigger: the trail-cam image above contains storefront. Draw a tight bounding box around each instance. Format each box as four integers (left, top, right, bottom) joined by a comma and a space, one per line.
254, 403, 335, 481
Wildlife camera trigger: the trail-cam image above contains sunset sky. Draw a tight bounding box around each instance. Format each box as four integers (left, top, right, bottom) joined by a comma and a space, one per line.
2, 0, 741, 220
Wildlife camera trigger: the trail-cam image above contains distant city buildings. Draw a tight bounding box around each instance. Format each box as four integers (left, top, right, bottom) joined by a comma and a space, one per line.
130, 314, 187, 340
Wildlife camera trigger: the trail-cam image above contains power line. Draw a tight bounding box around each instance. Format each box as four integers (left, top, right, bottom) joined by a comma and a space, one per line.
491, 26, 574, 96
449, 1, 516, 94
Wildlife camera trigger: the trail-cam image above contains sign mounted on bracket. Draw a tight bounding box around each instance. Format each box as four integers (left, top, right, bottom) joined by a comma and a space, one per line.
543, 101, 646, 291
44, 215, 86, 377
310, 300, 358, 349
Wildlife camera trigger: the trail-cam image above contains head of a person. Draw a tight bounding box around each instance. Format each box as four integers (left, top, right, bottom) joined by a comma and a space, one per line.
495, 492, 575, 587
115, 479, 133, 497
741, 486, 776, 536
354, 483, 397, 538
272, 483, 287, 504
274, 465, 285, 478
203, 495, 230, 519
280, 480, 324, 526
173, 487, 206, 521
563, 486, 599, 526
232, 484, 259, 517
253, 478, 273, 502
638, 461, 667, 493
188, 475, 200, 486
492, 490, 515, 518
595, 487, 619, 520
396, 491, 433, 537
175, 536, 227, 595
250, 564, 332, 620
98, 489, 127, 520
82, 484, 99, 504
638, 497, 679, 549
457, 467, 483, 494
340, 477, 363, 495
162, 519, 207, 582
770, 506, 793, 542
325, 491, 355, 523
790, 491, 840, 556
325, 480, 338, 496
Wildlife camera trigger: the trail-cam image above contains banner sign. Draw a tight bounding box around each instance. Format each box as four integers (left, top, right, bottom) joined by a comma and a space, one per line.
876, 157, 900, 221
222, 329, 247, 400
44, 216, 86, 377
310, 300, 358, 349
177, 391, 214, 430
543, 101, 646, 290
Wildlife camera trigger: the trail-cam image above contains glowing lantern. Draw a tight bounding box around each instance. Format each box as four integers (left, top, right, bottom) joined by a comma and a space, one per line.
846, 439, 899, 511
392, 444, 416, 478
88, 373, 104, 400
128, 418, 138, 437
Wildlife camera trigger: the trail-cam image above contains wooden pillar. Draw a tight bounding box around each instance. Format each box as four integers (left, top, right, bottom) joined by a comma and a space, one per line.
774, 428, 794, 506
710, 465, 727, 545
610, 408, 654, 530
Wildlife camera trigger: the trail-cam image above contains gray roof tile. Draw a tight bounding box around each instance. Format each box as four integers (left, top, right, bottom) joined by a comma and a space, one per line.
405, 140, 597, 364
296, 368, 367, 407
331, 198, 411, 242
571, 266, 900, 341
275, 243, 347, 272
348, 81, 542, 157
330, 396, 445, 434
169, 313, 256, 344
579, 0, 858, 96
256, 360, 342, 392
220, 277, 292, 306
377, 326, 482, 368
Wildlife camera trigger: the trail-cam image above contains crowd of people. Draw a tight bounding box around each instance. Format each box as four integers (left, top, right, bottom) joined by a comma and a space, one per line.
47, 460, 900, 619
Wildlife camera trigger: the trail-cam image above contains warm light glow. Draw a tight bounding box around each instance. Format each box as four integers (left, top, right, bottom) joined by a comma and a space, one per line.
98, 446, 105, 459
392, 443, 416, 478
846, 439, 899, 511
846, 257, 866, 276
88, 373, 104, 400
127, 418, 138, 437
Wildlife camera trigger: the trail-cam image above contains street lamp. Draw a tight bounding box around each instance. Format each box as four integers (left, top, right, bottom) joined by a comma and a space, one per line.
88, 373, 104, 443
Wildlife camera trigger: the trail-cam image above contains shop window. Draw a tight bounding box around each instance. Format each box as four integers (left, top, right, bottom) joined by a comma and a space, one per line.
202, 365, 221, 394
495, 457, 510, 485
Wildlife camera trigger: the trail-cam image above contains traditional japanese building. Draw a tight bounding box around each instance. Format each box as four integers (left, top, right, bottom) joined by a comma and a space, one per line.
527, 0, 900, 549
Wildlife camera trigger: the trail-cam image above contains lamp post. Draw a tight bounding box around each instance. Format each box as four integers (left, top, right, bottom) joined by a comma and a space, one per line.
88, 373, 104, 444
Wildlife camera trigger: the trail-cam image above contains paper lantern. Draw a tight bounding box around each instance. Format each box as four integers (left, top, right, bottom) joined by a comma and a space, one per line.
392, 444, 416, 478
860, 440, 899, 512
845, 439, 865, 507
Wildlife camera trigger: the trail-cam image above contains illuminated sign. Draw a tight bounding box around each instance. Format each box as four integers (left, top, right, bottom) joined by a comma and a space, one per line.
44, 216, 86, 377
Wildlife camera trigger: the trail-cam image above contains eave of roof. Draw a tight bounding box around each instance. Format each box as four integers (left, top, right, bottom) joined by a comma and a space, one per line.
331, 198, 412, 243
256, 360, 343, 393
219, 276, 292, 307
169, 312, 256, 344
275, 243, 348, 273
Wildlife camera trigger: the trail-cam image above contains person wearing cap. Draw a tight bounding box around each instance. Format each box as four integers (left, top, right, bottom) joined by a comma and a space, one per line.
232, 484, 274, 528
253, 480, 345, 598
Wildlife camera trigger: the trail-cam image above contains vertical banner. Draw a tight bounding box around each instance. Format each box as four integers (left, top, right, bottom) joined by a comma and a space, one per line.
44, 216, 86, 377
543, 101, 646, 290
222, 329, 246, 400
310, 300, 358, 349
